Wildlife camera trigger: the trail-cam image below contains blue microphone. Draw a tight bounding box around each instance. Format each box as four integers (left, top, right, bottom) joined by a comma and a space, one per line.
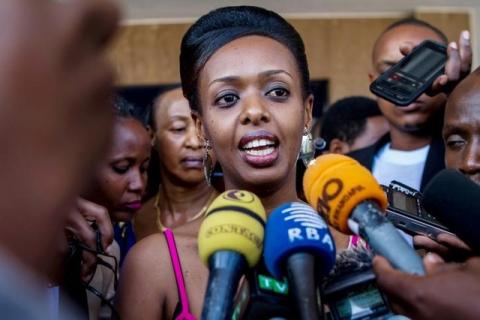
264, 202, 336, 320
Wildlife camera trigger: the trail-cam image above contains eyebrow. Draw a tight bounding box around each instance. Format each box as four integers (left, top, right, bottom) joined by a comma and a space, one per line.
169, 115, 190, 121
376, 60, 397, 70
442, 124, 469, 136
208, 69, 293, 87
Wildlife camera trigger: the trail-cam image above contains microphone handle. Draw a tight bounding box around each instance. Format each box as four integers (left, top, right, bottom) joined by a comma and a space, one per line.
201, 250, 247, 320
286, 252, 322, 320
350, 201, 426, 275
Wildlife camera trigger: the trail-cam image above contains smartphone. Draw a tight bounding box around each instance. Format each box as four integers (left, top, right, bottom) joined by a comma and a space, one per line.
383, 181, 454, 239
370, 39, 447, 106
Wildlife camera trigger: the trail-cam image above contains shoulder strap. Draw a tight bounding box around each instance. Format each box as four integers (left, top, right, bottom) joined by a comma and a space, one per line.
163, 229, 197, 320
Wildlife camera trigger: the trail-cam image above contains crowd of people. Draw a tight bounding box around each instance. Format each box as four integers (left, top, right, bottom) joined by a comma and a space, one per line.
1, 1, 480, 319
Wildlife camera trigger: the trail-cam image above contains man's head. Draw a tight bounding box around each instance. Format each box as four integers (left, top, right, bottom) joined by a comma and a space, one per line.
320, 96, 389, 154
444, 67, 480, 185
0, 0, 119, 277
369, 18, 447, 135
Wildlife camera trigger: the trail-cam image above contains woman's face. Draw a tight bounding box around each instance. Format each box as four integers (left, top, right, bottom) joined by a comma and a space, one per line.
154, 88, 204, 185
92, 118, 151, 222
197, 35, 312, 192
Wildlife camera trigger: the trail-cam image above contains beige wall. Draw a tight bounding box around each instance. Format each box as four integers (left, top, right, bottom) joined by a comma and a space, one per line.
110, 11, 470, 103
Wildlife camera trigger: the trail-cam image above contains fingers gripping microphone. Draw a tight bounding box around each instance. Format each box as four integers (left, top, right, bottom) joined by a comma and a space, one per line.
422, 169, 480, 253
198, 190, 266, 320
264, 202, 336, 320
303, 154, 425, 275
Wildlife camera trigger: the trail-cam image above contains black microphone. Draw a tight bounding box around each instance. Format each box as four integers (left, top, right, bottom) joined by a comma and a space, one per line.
198, 190, 266, 320
422, 169, 480, 253
263, 202, 336, 320
232, 262, 294, 319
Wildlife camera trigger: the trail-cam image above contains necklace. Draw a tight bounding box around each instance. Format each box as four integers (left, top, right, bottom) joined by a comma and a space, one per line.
154, 189, 216, 231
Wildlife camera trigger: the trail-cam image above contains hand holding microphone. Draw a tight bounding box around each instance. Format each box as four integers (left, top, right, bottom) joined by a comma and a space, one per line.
264, 202, 336, 320
198, 190, 266, 320
303, 154, 425, 275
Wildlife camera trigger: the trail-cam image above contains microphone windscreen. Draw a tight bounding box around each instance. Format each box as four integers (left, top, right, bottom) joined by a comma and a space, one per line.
263, 202, 336, 279
303, 154, 387, 233
422, 169, 480, 252
198, 190, 266, 267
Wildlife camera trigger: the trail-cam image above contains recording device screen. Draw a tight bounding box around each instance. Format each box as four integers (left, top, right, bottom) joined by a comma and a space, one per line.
330, 283, 389, 320
384, 181, 452, 238
401, 48, 445, 81
391, 190, 418, 214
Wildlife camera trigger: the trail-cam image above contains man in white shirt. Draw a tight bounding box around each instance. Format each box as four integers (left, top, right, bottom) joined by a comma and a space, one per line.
350, 18, 471, 191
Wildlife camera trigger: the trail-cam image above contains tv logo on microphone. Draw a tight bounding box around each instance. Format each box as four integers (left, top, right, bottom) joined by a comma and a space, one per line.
282, 203, 334, 251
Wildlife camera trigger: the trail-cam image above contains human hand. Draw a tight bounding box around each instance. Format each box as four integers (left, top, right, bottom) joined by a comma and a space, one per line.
65, 198, 114, 282
399, 30, 471, 95
414, 233, 472, 262
373, 254, 480, 320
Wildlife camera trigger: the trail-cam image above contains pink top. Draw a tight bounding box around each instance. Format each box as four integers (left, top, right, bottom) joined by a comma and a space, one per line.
164, 229, 196, 320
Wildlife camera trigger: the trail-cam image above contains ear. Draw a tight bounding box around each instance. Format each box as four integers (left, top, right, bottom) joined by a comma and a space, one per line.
303, 94, 314, 131
368, 69, 377, 83
329, 138, 351, 155
192, 111, 207, 143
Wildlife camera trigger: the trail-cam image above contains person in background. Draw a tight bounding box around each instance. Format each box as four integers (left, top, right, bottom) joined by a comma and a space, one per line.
133, 86, 218, 241
349, 18, 471, 191
373, 65, 480, 320
78, 97, 151, 319
319, 96, 388, 154
0, 0, 119, 318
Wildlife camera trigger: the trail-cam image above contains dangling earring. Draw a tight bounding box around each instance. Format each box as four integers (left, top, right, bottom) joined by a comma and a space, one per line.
299, 128, 314, 167
203, 139, 214, 186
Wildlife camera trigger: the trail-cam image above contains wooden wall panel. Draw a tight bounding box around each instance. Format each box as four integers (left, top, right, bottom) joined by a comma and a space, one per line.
109, 23, 190, 85
110, 12, 470, 103
415, 12, 471, 44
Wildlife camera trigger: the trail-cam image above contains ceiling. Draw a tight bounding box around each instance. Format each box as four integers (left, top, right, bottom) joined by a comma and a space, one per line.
119, 0, 479, 21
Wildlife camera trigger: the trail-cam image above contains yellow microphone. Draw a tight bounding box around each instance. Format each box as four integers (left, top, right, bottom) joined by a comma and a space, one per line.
198, 190, 266, 320
303, 154, 425, 275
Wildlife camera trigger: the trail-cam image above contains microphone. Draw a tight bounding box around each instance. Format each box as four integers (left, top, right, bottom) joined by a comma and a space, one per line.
263, 202, 336, 320
422, 169, 480, 253
198, 190, 266, 320
303, 154, 425, 275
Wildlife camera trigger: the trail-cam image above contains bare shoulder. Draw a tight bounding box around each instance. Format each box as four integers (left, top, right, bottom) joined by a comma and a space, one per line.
116, 233, 174, 320
123, 232, 174, 284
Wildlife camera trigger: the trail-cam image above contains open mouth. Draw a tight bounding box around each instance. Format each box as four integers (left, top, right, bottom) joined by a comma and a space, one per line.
239, 131, 279, 167
241, 138, 277, 156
